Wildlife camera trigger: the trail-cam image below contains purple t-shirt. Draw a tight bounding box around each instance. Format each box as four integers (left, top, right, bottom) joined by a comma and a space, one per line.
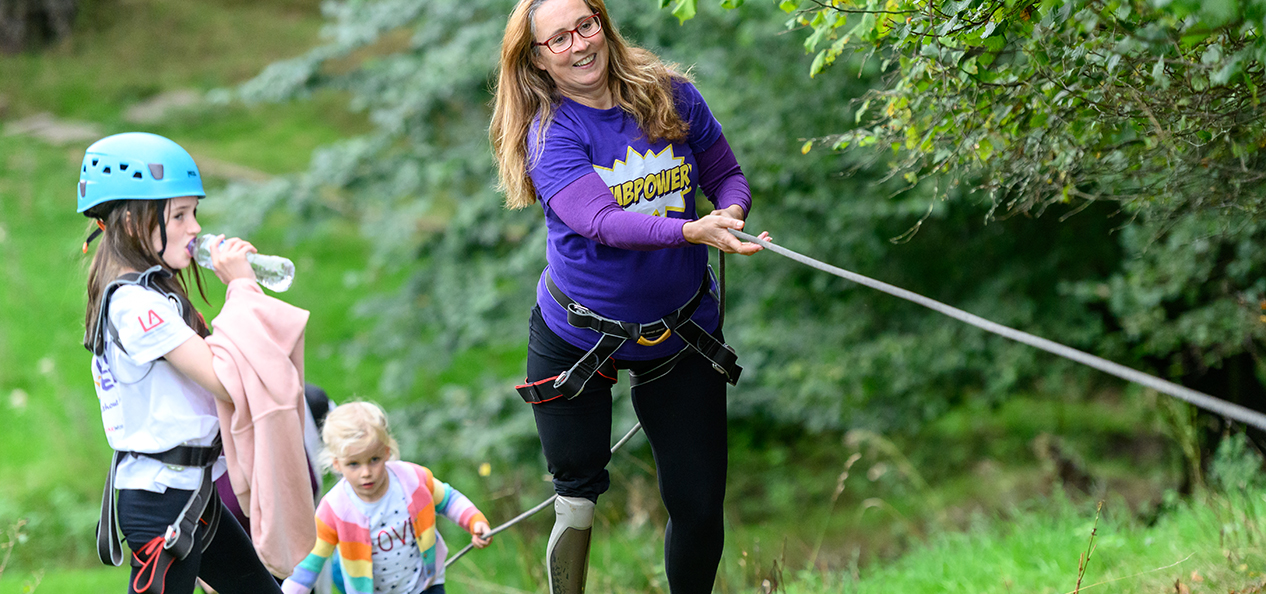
528, 80, 726, 360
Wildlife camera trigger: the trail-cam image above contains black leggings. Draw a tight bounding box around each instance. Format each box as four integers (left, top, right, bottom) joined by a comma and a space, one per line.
117, 488, 281, 594
526, 306, 727, 594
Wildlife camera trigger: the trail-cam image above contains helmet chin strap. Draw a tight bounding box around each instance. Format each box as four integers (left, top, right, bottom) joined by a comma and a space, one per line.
156, 199, 169, 259
82, 220, 106, 254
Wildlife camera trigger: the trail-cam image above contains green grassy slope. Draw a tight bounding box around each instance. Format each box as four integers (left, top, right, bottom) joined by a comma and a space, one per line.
1, 1, 1264, 593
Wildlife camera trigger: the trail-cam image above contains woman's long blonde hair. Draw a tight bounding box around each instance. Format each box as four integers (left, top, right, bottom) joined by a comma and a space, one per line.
490, 0, 692, 209
84, 199, 209, 350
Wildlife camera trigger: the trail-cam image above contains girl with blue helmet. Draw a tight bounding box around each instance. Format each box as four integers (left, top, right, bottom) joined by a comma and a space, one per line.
79, 132, 285, 594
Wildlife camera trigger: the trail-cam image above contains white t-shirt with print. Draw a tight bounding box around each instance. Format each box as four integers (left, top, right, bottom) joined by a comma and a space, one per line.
92, 284, 225, 492
345, 471, 429, 594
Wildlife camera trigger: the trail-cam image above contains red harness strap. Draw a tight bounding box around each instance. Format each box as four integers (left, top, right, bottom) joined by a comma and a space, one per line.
131, 536, 175, 594
515, 365, 617, 404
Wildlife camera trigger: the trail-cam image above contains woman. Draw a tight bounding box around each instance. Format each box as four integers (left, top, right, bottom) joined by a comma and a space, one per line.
490, 1, 767, 592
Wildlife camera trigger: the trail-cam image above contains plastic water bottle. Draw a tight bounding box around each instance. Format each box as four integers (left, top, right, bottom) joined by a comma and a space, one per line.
190, 234, 295, 292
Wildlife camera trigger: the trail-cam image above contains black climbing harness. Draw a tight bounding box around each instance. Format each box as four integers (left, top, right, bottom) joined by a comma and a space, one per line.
86, 265, 204, 358
90, 266, 223, 584
516, 267, 741, 404
96, 440, 224, 570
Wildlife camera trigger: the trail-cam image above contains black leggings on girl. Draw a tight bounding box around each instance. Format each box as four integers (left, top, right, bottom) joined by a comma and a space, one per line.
117, 488, 282, 594
527, 306, 728, 594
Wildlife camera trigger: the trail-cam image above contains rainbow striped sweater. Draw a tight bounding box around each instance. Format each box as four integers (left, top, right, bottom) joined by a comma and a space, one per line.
281, 461, 488, 594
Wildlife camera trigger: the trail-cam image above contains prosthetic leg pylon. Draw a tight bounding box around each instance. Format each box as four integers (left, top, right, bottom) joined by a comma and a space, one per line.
547, 495, 594, 594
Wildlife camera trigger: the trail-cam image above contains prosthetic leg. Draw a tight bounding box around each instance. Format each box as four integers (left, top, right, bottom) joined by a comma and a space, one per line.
547, 495, 594, 594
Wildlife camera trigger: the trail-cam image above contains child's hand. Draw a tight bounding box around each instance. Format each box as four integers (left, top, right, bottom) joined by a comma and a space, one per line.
471, 521, 492, 549
209, 235, 257, 285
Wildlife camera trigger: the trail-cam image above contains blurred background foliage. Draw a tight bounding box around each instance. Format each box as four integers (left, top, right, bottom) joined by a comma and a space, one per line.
1, 0, 1265, 592
215, 0, 1265, 445
675, 0, 1266, 435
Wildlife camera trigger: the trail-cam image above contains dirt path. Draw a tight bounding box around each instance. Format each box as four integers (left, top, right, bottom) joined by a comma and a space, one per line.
2, 100, 272, 184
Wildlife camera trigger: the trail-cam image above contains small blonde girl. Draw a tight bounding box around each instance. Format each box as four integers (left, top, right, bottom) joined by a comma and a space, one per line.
283, 402, 491, 594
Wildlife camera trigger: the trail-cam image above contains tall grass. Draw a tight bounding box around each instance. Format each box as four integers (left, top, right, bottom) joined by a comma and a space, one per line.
3, 483, 1264, 594
783, 491, 1265, 594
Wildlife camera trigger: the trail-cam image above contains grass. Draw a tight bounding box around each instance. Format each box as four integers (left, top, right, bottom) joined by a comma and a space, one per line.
789, 491, 1266, 594
1, 0, 1262, 592
0, 135, 115, 567
0, 567, 125, 594
0, 0, 326, 124
6, 487, 1264, 594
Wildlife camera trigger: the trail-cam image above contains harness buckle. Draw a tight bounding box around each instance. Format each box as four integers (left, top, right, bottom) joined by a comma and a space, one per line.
567, 303, 591, 316
553, 371, 569, 389
636, 328, 672, 346
162, 524, 180, 549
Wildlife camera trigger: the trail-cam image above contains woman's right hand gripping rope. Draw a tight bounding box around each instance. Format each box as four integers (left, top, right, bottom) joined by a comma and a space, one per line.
683, 206, 771, 255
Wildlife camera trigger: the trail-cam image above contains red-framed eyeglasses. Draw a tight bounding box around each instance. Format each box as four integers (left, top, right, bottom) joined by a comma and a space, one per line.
533, 13, 602, 55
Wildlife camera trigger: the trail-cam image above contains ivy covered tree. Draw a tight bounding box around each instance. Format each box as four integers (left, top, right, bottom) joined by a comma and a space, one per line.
669, 0, 1266, 445
673, 0, 1266, 217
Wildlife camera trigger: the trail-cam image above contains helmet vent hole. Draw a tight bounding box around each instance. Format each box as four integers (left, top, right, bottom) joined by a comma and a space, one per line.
82, 166, 87, 173
119, 164, 129, 171
133, 171, 143, 179
103, 166, 111, 174
148, 164, 165, 180
92, 159, 99, 166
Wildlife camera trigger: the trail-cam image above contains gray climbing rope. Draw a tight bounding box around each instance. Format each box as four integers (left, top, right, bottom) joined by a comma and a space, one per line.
444, 422, 644, 568
728, 228, 1266, 432
445, 228, 1266, 570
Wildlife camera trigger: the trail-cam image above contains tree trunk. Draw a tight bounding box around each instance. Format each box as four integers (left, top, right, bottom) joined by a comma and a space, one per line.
0, 0, 78, 54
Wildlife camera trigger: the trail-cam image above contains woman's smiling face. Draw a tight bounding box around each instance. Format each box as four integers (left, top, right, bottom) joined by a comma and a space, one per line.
531, 0, 611, 109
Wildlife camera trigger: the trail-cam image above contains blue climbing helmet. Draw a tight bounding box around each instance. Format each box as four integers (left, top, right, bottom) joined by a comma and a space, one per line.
77, 132, 205, 218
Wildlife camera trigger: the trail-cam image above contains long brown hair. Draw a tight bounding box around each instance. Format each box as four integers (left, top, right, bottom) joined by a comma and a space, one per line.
84, 199, 209, 348
490, 0, 692, 209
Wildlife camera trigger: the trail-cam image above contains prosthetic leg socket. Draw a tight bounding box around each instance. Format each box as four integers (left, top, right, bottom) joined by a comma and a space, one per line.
547, 495, 594, 594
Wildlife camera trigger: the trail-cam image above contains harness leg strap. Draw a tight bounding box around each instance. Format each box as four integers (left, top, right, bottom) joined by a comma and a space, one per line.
165, 466, 217, 560
97, 451, 125, 566
131, 535, 176, 594
547, 495, 594, 594
199, 486, 221, 553
554, 334, 626, 399
672, 320, 742, 385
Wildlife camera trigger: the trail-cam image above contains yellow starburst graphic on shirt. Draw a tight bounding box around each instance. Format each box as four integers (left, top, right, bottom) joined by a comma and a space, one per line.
593, 145, 693, 218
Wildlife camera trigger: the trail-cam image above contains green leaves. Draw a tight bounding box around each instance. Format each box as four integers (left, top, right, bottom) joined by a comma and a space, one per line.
653, 0, 1266, 421
667, 0, 1266, 224
669, 0, 697, 24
